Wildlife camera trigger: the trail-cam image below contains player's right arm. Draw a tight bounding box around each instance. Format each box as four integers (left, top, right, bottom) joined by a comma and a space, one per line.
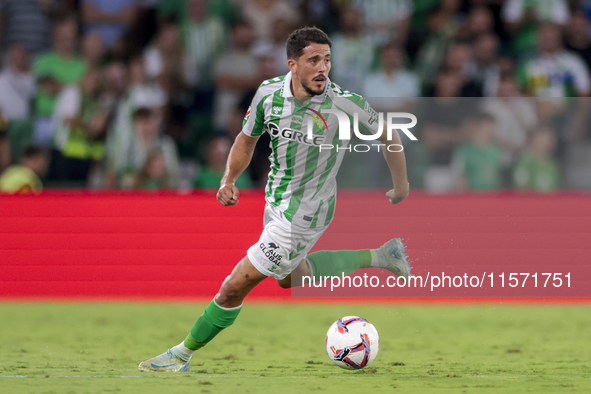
218, 82, 272, 206
218, 132, 259, 206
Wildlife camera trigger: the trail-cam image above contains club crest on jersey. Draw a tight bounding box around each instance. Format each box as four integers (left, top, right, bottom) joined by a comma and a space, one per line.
272, 106, 282, 115
267, 122, 326, 147
292, 115, 304, 124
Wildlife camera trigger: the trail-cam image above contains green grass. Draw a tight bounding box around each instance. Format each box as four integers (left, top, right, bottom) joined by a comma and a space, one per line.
0, 303, 590, 393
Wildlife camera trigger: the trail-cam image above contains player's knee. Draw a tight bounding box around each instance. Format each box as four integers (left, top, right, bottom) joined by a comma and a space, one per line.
218, 278, 245, 303
277, 280, 291, 289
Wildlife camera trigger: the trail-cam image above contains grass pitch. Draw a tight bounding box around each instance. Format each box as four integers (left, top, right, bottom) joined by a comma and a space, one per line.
0, 302, 589, 393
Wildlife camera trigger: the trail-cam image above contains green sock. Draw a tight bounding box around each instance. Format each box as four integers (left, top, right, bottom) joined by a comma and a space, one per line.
183, 299, 242, 351
307, 249, 372, 279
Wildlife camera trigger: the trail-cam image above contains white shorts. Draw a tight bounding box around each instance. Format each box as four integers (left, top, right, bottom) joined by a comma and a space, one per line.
247, 205, 327, 280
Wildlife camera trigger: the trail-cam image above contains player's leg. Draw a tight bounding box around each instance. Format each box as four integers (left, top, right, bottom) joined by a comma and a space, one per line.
277, 250, 371, 289
277, 239, 411, 289
277, 258, 312, 288
175, 256, 265, 353
138, 256, 266, 372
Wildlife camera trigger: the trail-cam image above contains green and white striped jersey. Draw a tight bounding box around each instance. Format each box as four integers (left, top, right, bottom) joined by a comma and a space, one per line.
242, 71, 381, 230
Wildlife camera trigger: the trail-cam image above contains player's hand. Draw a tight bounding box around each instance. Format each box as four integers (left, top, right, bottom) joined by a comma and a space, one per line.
217, 183, 240, 206
386, 184, 409, 204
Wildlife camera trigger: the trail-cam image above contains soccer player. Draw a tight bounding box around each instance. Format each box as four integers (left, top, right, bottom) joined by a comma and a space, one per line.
139, 27, 411, 372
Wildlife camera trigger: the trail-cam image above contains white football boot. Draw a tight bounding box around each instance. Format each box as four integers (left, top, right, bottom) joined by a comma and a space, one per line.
138, 348, 190, 372
376, 238, 412, 280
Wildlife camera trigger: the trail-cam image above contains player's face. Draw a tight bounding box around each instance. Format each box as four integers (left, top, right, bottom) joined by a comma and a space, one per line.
290, 43, 331, 97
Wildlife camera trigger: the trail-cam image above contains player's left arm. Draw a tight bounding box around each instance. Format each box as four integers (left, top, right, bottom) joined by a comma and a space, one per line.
377, 129, 409, 204
355, 99, 409, 204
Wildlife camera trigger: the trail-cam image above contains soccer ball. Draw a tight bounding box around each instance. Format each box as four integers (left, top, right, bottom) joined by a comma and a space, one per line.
325, 316, 379, 369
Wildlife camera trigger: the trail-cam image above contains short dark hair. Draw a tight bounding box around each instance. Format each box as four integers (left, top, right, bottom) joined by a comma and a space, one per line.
286, 27, 332, 60
23, 145, 47, 159
133, 107, 153, 121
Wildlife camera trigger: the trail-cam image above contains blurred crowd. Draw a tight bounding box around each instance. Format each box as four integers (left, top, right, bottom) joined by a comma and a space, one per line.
1, 0, 591, 194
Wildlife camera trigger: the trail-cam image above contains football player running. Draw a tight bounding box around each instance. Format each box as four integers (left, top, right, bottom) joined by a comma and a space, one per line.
139, 27, 411, 372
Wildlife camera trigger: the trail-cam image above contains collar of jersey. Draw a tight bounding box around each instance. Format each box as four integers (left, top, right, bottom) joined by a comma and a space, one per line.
281, 71, 329, 103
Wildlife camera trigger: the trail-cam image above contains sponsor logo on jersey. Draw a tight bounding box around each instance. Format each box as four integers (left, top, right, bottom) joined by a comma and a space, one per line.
260, 242, 282, 266
272, 106, 283, 115
267, 122, 326, 147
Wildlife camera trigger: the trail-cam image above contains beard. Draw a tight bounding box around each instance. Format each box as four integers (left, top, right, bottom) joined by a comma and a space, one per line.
299, 76, 325, 96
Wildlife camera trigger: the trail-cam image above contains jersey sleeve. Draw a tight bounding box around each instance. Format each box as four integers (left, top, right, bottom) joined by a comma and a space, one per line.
242, 86, 269, 137
355, 99, 381, 136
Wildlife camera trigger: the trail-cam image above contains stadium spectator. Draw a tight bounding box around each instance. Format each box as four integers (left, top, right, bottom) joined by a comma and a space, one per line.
517, 23, 591, 98
0, 0, 72, 56
132, 147, 174, 189
128, 57, 168, 110
180, 0, 227, 89
101, 62, 128, 110
81, 0, 138, 49
351, 0, 413, 46
466, 32, 501, 97
0, 145, 48, 193
441, 42, 483, 97
0, 42, 35, 120
32, 74, 61, 148
107, 107, 179, 188
457, 5, 496, 42
481, 76, 538, 165
330, 6, 375, 95
81, 33, 106, 69
513, 126, 560, 191
423, 44, 482, 99
143, 23, 185, 94
222, 54, 276, 186
213, 20, 259, 131
49, 67, 108, 182
252, 18, 293, 76
502, 0, 570, 57
452, 113, 503, 190
34, 18, 87, 118
564, 11, 591, 71
241, 0, 300, 42
105, 57, 167, 186
420, 67, 476, 192
362, 43, 420, 112
413, 0, 462, 85
362, 43, 421, 188
193, 136, 252, 189
225, 51, 278, 139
